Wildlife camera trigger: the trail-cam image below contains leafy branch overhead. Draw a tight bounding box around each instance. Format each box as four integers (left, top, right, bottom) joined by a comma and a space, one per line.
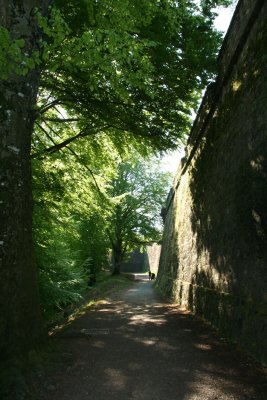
32, 0, 233, 156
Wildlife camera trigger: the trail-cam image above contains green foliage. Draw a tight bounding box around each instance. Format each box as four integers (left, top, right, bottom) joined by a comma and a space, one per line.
32, 119, 124, 321
29, 0, 236, 319
0, 27, 38, 79
106, 155, 172, 273
38, 262, 87, 322
32, 156, 88, 321
32, 117, 172, 314
34, 0, 232, 154
78, 215, 110, 278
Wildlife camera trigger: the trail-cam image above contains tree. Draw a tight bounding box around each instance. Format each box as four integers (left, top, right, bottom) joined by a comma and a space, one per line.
106, 157, 171, 274
0, 0, 50, 362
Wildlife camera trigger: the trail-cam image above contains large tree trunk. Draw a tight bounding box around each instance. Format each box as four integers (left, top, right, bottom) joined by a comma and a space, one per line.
0, 0, 49, 361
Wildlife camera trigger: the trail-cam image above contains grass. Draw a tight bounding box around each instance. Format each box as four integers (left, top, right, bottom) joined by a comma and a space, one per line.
48, 273, 134, 336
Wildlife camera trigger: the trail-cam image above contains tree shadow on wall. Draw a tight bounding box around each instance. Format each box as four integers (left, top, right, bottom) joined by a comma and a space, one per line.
189, 99, 267, 293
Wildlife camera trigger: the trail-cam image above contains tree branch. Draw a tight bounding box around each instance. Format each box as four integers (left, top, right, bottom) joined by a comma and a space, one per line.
43, 117, 80, 123
37, 99, 63, 115
31, 126, 107, 158
35, 122, 58, 147
65, 146, 104, 196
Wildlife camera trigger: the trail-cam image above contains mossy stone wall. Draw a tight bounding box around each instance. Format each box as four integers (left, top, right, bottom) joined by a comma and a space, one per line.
157, 0, 267, 364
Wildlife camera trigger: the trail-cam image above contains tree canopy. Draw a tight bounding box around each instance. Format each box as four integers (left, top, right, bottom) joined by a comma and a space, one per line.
33, 0, 233, 157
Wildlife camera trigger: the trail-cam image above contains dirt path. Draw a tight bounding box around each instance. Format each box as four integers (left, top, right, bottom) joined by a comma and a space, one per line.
36, 278, 267, 400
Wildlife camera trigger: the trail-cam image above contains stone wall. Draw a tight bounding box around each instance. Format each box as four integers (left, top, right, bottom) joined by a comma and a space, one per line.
120, 248, 147, 273
157, 0, 267, 364
120, 244, 161, 274
147, 243, 161, 275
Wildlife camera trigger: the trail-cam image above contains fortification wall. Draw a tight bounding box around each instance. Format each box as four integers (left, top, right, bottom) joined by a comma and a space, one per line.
157, 0, 267, 364
147, 243, 161, 275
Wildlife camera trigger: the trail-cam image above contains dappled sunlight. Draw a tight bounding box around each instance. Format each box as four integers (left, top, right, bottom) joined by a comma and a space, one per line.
47, 279, 267, 400
231, 79, 242, 92
104, 368, 127, 391
139, 338, 158, 346
118, 334, 178, 352
91, 340, 106, 349
157, 341, 179, 351
98, 308, 116, 313
194, 343, 212, 351
184, 367, 254, 400
128, 314, 167, 326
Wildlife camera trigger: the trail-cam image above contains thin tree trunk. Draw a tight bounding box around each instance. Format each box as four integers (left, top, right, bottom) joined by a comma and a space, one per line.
112, 254, 122, 275
112, 240, 125, 275
0, 0, 49, 361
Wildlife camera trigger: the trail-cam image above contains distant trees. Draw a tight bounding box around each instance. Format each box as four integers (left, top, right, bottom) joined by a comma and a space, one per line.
106, 158, 171, 274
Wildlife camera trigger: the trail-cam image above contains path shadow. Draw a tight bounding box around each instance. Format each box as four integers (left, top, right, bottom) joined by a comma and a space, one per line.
42, 281, 267, 400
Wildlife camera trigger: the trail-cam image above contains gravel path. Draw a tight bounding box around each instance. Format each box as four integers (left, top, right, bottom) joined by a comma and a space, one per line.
37, 278, 267, 400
